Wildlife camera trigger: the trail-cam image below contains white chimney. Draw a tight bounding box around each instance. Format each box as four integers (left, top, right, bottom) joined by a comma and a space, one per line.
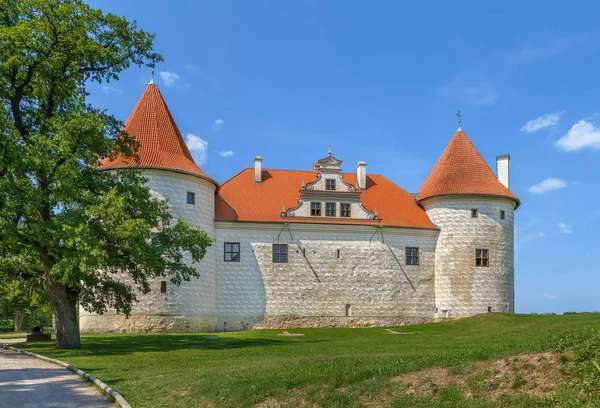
496, 154, 510, 189
254, 156, 262, 183
356, 160, 367, 190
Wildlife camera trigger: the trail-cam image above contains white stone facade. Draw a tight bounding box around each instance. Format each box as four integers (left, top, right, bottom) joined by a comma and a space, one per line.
421, 196, 515, 320
81, 174, 517, 333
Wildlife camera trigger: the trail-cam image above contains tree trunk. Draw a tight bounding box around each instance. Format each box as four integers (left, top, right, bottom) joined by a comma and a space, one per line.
16, 310, 25, 332
42, 272, 81, 349
14, 311, 21, 332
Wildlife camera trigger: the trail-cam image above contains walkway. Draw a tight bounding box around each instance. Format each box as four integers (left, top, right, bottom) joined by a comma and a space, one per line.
0, 347, 113, 407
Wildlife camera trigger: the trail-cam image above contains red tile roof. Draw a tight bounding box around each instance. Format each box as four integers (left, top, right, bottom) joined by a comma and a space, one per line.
417, 129, 519, 207
215, 168, 438, 229
98, 83, 218, 187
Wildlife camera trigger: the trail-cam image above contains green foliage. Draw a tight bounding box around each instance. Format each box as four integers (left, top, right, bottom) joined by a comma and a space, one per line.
555, 327, 600, 396
0, 0, 212, 347
15, 313, 600, 407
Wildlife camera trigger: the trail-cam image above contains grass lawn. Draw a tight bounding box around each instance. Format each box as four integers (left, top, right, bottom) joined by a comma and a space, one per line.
15, 313, 600, 407
0, 332, 28, 339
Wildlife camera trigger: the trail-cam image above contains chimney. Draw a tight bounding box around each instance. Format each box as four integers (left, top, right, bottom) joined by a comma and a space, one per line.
254, 156, 262, 183
356, 160, 367, 190
496, 154, 510, 189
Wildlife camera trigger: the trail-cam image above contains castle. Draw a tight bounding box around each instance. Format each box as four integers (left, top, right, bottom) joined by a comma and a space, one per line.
79, 81, 520, 333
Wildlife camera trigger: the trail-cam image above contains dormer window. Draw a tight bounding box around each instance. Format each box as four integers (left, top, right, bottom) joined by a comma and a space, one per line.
325, 179, 336, 190
325, 203, 336, 217
310, 202, 321, 216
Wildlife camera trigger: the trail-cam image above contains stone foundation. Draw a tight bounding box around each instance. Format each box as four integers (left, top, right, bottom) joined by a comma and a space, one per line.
79, 314, 217, 333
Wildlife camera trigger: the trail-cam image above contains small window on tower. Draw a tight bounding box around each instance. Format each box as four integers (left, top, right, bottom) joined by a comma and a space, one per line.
187, 192, 195, 205
325, 202, 336, 217
405, 247, 419, 265
471, 208, 479, 218
500, 210, 506, 220
310, 202, 321, 216
160, 281, 167, 293
476, 249, 489, 267
325, 179, 336, 190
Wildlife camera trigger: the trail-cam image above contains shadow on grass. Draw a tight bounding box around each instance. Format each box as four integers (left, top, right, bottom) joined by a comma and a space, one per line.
24, 334, 324, 357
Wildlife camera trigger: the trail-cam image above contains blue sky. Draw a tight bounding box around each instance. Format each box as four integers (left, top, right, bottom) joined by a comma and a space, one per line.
87, 0, 600, 314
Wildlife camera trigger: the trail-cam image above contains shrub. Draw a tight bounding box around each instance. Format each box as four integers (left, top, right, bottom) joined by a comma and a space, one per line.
555, 328, 600, 396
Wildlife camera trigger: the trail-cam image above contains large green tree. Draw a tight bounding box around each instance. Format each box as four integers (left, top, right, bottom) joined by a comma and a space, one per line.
0, 0, 213, 349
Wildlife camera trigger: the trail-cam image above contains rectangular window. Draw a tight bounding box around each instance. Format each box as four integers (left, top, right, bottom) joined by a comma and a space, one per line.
340, 203, 351, 217
405, 247, 419, 265
471, 208, 478, 218
310, 202, 321, 216
187, 192, 195, 205
325, 202, 336, 217
273, 244, 288, 263
325, 179, 336, 190
476, 249, 489, 267
160, 281, 167, 293
224, 242, 240, 262
500, 210, 506, 220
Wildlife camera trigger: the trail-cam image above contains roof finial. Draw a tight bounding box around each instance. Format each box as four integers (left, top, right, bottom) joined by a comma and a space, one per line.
456, 109, 462, 130
147, 58, 156, 85
328, 145, 332, 155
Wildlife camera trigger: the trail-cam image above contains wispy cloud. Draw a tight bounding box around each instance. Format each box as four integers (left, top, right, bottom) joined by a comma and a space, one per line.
213, 119, 224, 130
558, 222, 573, 234
543, 293, 558, 300
537, 232, 547, 238
101, 84, 123, 95
440, 80, 499, 106
183, 64, 197, 73
159, 71, 181, 87
521, 111, 565, 133
556, 120, 600, 151
504, 37, 581, 64
218, 150, 234, 157
528, 178, 567, 194
185, 133, 208, 165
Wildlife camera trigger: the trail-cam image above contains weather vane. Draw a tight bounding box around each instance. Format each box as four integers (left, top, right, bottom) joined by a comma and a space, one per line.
328, 145, 332, 155
456, 110, 462, 127
146, 58, 156, 81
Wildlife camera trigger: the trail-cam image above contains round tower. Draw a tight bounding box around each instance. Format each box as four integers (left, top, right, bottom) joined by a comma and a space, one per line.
80, 81, 219, 333
417, 128, 519, 320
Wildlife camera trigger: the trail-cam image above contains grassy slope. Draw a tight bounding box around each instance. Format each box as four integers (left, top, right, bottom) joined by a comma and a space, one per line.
15, 313, 600, 407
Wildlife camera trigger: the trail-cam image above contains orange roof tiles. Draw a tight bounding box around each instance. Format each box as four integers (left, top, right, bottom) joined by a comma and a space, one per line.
417, 129, 519, 207
216, 168, 438, 229
98, 83, 218, 187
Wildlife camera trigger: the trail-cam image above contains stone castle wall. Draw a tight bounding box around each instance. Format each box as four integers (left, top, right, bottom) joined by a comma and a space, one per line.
214, 222, 439, 331
80, 169, 218, 333
421, 196, 515, 320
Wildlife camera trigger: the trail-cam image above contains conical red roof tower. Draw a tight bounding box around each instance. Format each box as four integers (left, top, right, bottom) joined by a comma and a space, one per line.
417, 129, 519, 207
99, 81, 218, 187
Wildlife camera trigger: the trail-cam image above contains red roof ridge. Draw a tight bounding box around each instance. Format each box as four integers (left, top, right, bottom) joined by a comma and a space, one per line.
417, 129, 519, 207
99, 83, 218, 188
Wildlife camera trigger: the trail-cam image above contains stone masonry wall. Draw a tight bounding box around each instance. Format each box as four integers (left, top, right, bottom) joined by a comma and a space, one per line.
214, 223, 438, 331
422, 197, 515, 320
80, 169, 218, 333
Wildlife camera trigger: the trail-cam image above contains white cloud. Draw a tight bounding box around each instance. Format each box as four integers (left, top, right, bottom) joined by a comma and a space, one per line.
521, 111, 564, 133
101, 84, 123, 95
556, 120, 600, 151
159, 71, 181, 87
218, 150, 234, 157
528, 178, 567, 194
213, 119, 224, 130
543, 293, 557, 300
558, 222, 573, 234
185, 133, 208, 165
537, 232, 547, 238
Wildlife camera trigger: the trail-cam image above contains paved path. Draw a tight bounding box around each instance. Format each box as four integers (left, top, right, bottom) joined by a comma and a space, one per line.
0, 348, 113, 407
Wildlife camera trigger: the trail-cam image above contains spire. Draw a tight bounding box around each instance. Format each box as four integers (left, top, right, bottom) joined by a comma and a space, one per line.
417, 129, 519, 207
456, 110, 462, 130
98, 83, 217, 187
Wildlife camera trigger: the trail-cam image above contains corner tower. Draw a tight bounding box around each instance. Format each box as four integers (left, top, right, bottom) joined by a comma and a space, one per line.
417, 128, 519, 320
80, 81, 219, 333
